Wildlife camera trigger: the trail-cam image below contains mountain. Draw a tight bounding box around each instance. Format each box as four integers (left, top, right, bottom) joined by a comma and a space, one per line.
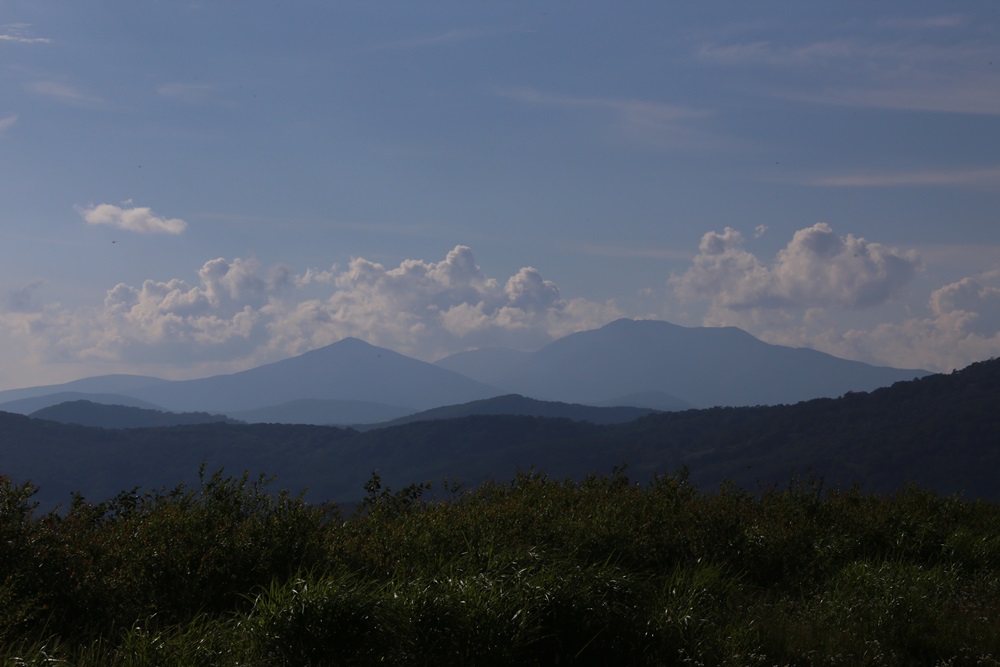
0, 374, 167, 405
373, 394, 659, 428
4, 357, 997, 511
0, 391, 165, 415
118, 338, 502, 413
30, 400, 241, 428
227, 398, 413, 425
593, 391, 692, 411
2, 320, 927, 419
436, 318, 928, 407
431, 347, 533, 382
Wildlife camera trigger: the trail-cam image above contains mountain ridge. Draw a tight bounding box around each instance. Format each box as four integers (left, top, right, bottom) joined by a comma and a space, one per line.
30, 400, 241, 429
2, 356, 995, 511
436, 318, 927, 407
1, 319, 932, 419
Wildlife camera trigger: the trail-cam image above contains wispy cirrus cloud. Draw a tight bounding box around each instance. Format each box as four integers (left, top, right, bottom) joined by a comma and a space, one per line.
801, 166, 1000, 190
571, 242, 693, 261
77, 202, 188, 235
0, 114, 16, 135
494, 86, 713, 149
879, 15, 965, 30
28, 81, 105, 108
697, 39, 859, 68
697, 24, 1000, 115
496, 86, 706, 123
156, 82, 218, 104
0, 23, 50, 44
784, 78, 1000, 116
370, 27, 526, 51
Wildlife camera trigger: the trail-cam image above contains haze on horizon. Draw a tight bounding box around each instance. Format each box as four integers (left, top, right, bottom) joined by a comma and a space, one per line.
1, 2, 999, 391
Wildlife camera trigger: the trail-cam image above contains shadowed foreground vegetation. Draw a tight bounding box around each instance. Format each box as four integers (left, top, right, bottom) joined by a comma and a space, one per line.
2, 468, 1000, 666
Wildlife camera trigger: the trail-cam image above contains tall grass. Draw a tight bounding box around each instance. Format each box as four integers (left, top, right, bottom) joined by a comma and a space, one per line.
1, 468, 999, 665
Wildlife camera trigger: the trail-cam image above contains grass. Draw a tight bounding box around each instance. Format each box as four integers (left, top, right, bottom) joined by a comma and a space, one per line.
1, 467, 999, 665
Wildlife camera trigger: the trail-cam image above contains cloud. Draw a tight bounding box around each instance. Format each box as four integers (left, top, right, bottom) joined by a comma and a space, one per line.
671, 225, 1000, 372
0, 114, 15, 135
28, 81, 105, 108
267, 246, 621, 359
671, 223, 920, 310
803, 167, 1000, 190
370, 28, 512, 51
493, 86, 714, 149
697, 28, 1000, 115
0, 23, 50, 44
697, 39, 858, 68
880, 15, 965, 30
3, 281, 45, 313
826, 275, 1000, 372
156, 82, 218, 103
2, 246, 621, 373
497, 87, 706, 123
928, 277, 1000, 337
571, 242, 693, 260
78, 202, 188, 235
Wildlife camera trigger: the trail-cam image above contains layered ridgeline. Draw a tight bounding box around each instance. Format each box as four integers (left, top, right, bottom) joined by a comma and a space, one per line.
0, 338, 501, 423
29, 401, 240, 429
0, 319, 926, 424
2, 356, 996, 511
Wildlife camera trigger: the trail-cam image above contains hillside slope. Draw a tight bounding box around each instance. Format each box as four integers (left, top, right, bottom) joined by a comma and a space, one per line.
2, 357, 995, 510
373, 394, 658, 429
31, 400, 240, 428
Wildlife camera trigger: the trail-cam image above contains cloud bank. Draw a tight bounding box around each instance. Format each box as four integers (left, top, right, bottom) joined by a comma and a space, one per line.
671, 224, 1000, 372
1, 246, 620, 375
671, 223, 919, 310
3, 234, 996, 381
78, 202, 188, 235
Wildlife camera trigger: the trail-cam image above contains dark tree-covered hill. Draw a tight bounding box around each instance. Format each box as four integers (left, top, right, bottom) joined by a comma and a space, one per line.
371, 394, 658, 429
1, 357, 997, 510
30, 400, 241, 428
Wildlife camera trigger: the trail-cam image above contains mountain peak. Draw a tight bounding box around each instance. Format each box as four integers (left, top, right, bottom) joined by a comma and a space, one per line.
437, 318, 929, 408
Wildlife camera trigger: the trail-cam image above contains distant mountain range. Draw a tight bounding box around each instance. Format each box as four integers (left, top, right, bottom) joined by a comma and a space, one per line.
368, 394, 658, 429
28, 394, 653, 430
227, 399, 413, 426
2, 356, 997, 512
29, 400, 240, 429
436, 318, 927, 407
0, 319, 928, 423
0, 391, 164, 415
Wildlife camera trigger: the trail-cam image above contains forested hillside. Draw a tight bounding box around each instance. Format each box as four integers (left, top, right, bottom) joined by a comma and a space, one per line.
2, 357, 997, 510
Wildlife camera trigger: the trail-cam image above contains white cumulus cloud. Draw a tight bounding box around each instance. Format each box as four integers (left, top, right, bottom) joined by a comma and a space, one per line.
671, 224, 1000, 372
833, 275, 1000, 372
78, 202, 188, 235
671, 223, 919, 310
1, 246, 621, 375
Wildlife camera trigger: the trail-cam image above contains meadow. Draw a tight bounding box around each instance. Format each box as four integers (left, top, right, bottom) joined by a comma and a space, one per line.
2, 467, 999, 666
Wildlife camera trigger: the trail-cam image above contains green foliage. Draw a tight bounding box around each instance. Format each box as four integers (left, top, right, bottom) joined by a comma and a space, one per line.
2, 468, 1000, 665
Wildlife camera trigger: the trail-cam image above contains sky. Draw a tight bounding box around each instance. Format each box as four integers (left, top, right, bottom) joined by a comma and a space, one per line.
1, 1, 999, 390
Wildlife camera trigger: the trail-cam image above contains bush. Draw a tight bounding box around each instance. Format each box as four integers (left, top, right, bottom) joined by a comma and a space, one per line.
2, 469, 1000, 665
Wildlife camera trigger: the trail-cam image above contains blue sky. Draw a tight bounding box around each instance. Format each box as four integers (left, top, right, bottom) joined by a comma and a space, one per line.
1, 1, 999, 389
